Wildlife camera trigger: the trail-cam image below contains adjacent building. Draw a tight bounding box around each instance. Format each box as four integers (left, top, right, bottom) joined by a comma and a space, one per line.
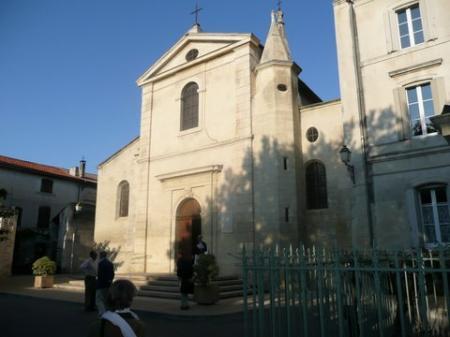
0, 155, 97, 274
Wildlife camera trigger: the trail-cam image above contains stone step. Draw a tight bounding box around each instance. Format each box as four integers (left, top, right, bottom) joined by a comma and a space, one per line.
54, 274, 247, 300
137, 289, 251, 300
139, 283, 244, 293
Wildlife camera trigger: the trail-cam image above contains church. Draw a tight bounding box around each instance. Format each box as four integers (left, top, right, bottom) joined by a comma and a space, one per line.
95, 0, 450, 275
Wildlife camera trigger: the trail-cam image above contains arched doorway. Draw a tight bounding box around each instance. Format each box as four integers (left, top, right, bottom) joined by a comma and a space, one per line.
175, 198, 202, 261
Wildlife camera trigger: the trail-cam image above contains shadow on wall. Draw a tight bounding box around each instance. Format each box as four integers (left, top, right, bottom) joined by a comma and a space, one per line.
203, 105, 403, 252
93, 240, 123, 270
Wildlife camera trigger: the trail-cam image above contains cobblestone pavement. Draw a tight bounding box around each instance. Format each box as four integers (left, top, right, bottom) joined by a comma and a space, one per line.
0, 293, 244, 337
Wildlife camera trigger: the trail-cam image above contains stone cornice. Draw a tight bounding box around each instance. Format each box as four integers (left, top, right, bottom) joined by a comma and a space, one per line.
156, 165, 223, 181
388, 58, 443, 78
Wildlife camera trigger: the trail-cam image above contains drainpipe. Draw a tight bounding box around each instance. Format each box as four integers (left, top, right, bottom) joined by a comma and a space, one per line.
346, 0, 375, 248
144, 83, 155, 273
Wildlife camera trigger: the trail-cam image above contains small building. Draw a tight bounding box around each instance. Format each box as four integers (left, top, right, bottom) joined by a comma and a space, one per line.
0, 155, 97, 274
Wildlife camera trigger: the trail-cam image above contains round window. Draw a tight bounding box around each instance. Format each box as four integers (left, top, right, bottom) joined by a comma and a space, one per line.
277, 84, 288, 92
186, 49, 199, 61
306, 127, 319, 143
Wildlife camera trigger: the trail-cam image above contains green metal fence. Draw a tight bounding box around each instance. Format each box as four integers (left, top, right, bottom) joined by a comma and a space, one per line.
242, 246, 450, 337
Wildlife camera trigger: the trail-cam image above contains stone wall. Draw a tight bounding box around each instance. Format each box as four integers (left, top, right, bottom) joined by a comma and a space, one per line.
0, 214, 17, 277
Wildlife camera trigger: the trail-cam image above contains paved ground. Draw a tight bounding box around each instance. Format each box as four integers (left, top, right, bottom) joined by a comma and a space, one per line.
0, 276, 246, 337
0, 293, 244, 337
0, 275, 245, 316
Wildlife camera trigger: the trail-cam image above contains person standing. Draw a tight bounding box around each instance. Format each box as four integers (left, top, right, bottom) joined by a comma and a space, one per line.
96, 251, 115, 316
80, 250, 98, 312
176, 253, 194, 310
193, 234, 207, 264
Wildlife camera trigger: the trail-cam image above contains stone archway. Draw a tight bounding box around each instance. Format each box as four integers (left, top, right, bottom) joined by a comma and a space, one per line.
175, 198, 201, 261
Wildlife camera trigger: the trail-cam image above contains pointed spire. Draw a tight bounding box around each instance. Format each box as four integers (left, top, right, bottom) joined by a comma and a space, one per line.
260, 10, 292, 64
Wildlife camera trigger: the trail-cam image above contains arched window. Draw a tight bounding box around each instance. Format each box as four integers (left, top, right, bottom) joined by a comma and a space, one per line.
418, 184, 449, 244
180, 82, 199, 131
305, 161, 328, 210
117, 181, 130, 217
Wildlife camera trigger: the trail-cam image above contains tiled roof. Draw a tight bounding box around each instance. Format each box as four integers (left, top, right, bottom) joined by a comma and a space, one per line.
0, 155, 97, 184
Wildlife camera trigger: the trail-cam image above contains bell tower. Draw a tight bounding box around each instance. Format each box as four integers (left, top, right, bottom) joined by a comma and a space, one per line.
251, 10, 302, 246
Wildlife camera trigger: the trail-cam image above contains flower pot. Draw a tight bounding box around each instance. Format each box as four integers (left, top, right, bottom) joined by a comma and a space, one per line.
194, 284, 219, 305
34, 275, 54, 288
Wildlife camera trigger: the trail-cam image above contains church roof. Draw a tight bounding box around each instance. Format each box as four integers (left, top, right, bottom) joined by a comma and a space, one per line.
98, 136, 140, 167
136, 29, 260, 85
0, 155, 97, 184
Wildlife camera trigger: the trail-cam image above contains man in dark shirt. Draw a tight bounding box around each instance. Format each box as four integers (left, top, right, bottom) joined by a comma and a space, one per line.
96, 251, 115, 315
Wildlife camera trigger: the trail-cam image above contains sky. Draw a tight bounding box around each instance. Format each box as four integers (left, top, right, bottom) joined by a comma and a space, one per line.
0, 0, 340, 173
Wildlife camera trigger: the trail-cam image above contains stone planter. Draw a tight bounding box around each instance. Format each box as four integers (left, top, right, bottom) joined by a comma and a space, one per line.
194, 284, 219, 305
34, 275, 54, 288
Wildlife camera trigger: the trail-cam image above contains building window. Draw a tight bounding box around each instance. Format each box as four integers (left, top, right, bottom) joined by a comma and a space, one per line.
406, 83, 436, 136
306, 127, 319, 143
180, 82, 199, 131
305, 161, 328, 210
418, 185, 449, 245
40, 178, 53, 193
118, 181, 129, 217
37, 206, 51, 228
397, 4, 424, 49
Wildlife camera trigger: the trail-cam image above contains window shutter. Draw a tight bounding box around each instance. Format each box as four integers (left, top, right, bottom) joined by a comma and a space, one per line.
384, 11, 394, 54
430, 77, 446, 116
420, 0, 437, 41
393, 87, 409, 140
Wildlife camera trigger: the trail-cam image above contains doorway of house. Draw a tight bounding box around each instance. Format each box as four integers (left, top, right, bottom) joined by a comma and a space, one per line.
175, 198, 201, 262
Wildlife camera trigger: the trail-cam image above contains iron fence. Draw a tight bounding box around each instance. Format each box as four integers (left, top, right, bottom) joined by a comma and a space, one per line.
242, 246, 450, 337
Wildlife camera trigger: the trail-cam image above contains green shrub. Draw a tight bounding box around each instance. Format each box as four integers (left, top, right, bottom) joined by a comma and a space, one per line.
194, 254, 219, 286
32, 256, 56, 276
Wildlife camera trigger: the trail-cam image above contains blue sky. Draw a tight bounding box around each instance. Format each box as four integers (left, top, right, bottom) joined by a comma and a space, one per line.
0, 0, 340, 173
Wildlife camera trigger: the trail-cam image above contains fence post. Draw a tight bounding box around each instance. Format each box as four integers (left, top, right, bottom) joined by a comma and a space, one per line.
334, 249, 345, 337
393, 251, 406, 337
416, 249, 428, 331
299, 245, 308, 337
352, 248, 364, 337
373, 249, 385, 337
438, 246, 450, 326
243, 245, 249, 337
284, 247, 292, 337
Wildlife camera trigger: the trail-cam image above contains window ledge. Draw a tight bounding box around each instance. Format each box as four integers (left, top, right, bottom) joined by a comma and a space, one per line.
178, 127, 202, 137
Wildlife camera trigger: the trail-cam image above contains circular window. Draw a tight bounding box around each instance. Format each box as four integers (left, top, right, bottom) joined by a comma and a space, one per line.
186, 49, 199, 61
277, 84, 288, 92
306, 127, 319, 143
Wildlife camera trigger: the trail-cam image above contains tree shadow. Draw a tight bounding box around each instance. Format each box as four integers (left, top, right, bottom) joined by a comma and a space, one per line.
93, 240, 124, 270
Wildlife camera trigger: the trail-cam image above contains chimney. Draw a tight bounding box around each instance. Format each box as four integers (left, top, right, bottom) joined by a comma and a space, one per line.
79, 159, 86, 178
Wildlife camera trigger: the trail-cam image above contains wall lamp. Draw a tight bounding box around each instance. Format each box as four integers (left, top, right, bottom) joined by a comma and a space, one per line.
430, 104, 450, 144
339, 145, 355, 184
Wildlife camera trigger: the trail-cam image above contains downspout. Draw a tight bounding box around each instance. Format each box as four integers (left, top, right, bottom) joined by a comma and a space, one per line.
347, 0, 375, 247
144, 83, 154, 272
250, 66, 256, 249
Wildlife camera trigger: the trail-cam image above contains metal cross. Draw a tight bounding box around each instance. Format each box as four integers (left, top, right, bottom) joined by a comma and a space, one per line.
277, 0, 282, 11
191, 1, 203, 26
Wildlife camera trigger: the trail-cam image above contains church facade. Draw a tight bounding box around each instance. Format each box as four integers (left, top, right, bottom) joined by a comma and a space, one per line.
95, 0, 450, 275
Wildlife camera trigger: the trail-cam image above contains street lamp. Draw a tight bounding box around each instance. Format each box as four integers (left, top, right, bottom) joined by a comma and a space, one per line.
430, 104, 450, 144
340, 145, 355, 184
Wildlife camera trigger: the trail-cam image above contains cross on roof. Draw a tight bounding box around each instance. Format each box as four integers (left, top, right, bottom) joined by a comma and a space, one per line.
190, 1, 203, 26
277, 0, 282, 11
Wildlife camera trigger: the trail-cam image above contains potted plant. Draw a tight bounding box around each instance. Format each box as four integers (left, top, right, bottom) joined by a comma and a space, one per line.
32, 256, 56, 288
193, 254, 220, 304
